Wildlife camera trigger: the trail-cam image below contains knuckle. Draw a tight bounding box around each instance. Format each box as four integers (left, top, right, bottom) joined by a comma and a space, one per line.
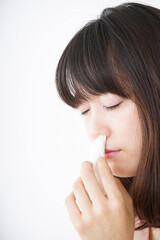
95, 208, 104, 218
73, 177, 82, 191
74, 221, 85, 233
84, 214, 94, 226
81, 161, 93, 173
75, 214, 94, 233
81, 161, 91, 168
94, 203, 108, 217
111, 197, 125, 211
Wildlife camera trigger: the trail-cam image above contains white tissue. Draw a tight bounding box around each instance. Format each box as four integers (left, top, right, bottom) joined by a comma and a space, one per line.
88, 135, 106, 187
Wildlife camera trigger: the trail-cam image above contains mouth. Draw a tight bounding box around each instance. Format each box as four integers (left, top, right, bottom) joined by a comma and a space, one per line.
105, 149, 121, 158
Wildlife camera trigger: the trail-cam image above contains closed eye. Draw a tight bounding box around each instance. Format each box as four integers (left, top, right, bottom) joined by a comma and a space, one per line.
103, 102, 122, 111
81, 102, 122, 116
81, 109, 90, 116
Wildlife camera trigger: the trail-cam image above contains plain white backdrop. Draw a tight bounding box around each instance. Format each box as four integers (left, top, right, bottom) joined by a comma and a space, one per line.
1, 0, 160, 239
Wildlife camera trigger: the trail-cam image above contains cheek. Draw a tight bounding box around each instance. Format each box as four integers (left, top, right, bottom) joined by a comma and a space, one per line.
118, 106, 142, 153
84, 118, 93, 141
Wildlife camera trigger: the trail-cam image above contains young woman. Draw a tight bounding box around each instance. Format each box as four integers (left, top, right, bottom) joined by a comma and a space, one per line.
56, 2, 160, 239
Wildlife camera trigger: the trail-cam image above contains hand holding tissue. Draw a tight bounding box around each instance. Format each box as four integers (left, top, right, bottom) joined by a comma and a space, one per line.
65, 135, 135, 240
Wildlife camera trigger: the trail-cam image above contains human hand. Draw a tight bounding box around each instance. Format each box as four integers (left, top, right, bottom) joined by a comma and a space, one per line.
65, 157, 135, 240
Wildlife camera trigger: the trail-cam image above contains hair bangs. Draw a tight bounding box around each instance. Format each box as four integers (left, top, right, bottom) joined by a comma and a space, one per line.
56, 20, 133, 108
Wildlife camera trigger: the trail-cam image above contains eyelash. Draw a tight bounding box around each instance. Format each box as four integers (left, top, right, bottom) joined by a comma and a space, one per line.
81, 103, 121, 116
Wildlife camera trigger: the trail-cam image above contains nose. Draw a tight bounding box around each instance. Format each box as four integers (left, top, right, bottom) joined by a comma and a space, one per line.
86, 111, 111, 141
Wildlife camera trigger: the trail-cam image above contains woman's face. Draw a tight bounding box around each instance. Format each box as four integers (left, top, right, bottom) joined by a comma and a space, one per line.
78, 93, 142, 177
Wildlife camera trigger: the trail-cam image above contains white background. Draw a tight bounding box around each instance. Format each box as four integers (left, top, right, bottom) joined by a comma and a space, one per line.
1, 0, 160, 239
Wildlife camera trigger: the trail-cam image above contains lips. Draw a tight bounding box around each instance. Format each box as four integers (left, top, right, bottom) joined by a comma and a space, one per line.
106, 149, 119, 153
105, 149, 121, 158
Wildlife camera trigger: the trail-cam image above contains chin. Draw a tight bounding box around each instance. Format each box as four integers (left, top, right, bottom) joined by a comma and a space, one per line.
108, 161, 136, 178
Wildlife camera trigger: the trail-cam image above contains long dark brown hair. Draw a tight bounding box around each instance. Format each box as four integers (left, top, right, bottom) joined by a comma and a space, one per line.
56, 2, 160, 230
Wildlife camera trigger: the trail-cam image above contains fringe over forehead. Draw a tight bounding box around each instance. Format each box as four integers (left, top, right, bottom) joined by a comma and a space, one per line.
56, 2, 160, 108
55, 5, 138, 108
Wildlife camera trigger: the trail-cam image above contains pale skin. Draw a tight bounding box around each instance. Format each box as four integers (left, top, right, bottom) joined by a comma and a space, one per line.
65, 93, 143, 240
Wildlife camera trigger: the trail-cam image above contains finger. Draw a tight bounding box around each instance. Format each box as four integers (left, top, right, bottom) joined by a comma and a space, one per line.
65, 192, 81, 224
80, 161, 105, 205
97, 157, 122, 200
73, 177, 92, 213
